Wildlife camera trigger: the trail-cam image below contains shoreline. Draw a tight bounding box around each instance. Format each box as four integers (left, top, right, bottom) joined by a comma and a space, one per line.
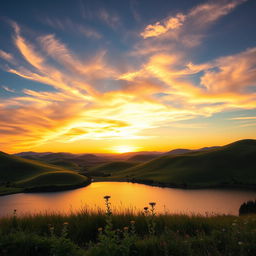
0, 180, 91, 196
92, 177, 256, 191
1, 178, 256, 197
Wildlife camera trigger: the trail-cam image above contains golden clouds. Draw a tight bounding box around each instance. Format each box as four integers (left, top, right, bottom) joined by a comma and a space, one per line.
0, 0, 255, 153
119, 47, 256, 118
141, 13, 185, 38
140, 0, 247, 49
201, 48, 256, 93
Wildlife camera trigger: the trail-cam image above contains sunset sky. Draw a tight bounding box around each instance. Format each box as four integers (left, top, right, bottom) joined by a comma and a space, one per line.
0, 0, 256, 153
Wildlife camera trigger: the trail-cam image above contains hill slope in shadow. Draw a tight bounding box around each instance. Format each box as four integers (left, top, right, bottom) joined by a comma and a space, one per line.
0, 151, 90, 195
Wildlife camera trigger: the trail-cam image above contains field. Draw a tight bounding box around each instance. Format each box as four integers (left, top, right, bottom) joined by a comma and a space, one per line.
0, 197, 255, 256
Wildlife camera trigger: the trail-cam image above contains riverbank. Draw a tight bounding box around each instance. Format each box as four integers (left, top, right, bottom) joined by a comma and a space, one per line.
93, 177, 256, 190
0, 202, 255, 256
0, 179, 91, 196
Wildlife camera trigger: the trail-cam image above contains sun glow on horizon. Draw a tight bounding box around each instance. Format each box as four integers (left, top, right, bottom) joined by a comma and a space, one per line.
112, 145, 139, 153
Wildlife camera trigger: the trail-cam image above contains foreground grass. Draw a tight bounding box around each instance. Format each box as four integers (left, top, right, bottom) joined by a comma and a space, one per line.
0, 199, 256, 256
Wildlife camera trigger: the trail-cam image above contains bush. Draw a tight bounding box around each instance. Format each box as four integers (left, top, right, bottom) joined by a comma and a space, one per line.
239, 200, 256, 215
0, 231, 83, 256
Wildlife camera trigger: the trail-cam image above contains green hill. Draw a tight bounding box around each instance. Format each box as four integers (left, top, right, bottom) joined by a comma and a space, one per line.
89, 161, 137, 177
0, 151, 90, 195
104, 139, 256, 188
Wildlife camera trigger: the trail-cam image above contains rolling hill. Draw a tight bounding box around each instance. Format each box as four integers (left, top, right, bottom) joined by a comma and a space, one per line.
0, 151, 90, 195
100, 139, 256, 188
14, 152, 110, 170
127, 154, 159, 162
88, 161, 137, 177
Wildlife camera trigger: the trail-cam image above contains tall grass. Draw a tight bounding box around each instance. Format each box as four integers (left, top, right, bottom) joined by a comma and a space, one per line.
0, 197, 256, 256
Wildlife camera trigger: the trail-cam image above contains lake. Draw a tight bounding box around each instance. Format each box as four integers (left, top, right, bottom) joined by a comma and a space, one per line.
0, 182, 255, 217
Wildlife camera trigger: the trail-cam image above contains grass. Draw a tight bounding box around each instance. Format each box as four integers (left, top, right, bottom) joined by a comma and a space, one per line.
45, 159, 80, 170
0, 197, 256, 256
0, 151, 90, 195
88, 161, 137, 177
94, 139, 256, 188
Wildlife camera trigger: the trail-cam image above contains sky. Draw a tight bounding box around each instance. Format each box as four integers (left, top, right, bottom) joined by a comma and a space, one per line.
0, 0, 256, 154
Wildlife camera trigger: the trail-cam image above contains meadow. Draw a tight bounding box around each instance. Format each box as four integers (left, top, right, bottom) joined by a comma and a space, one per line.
0, 196, 255, 256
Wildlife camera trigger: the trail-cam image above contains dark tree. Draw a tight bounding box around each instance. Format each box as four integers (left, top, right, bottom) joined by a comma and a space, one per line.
239, 200, 256, 215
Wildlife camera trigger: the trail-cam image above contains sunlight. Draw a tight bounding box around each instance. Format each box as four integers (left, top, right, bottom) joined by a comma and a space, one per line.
112, 145, 138, 153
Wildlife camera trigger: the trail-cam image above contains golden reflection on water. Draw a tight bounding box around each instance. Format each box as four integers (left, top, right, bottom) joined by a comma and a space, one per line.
0, 182, 256, 216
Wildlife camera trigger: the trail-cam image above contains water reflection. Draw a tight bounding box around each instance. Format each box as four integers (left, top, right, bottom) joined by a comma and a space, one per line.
0, 182, 255, 216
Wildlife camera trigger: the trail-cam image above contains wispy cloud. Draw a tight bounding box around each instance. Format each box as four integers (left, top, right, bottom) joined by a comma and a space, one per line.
130, 0, 141, 22
119, 47, 256, 116
0, 50, 14, 63
200, 48, 256, 93
230, 116, 256, 120
140, 0, 247, 47
98, 8, 121, 29
2, 86, 16, 93
44, 17, 101, 39
141, 13, 185, 39
239, 122, 256, 127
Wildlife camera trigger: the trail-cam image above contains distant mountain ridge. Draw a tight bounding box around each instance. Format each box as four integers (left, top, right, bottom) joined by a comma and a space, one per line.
164, 146, 220, 156
14, 146, 220, 167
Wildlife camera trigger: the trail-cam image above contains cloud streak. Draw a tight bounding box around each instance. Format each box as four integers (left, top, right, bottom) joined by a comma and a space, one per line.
140, 0, 247, 48
141, 13, 185, 38
2, 86, 16, 93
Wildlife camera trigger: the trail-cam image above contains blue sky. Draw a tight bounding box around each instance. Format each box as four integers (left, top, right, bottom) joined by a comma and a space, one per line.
0, 0, 256, 153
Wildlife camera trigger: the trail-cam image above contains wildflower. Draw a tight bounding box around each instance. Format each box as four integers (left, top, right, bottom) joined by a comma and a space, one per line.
63, 222, 69, 226
149, 202, 156, 207
98, 227, 103, 232
144, 207, 148, 211
123, 226, 129, 231
104, 195, 111, 200
238, 241, 243, 245
130, 220, 135, 225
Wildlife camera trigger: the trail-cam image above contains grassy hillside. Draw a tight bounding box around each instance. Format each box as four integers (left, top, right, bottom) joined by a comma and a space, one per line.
89, 161, 137, 177
128, 154, 158, 162
44, 159, 80, 170
15, 152, 110, 170
0, 151, 90, 195
102, 139, 256, 188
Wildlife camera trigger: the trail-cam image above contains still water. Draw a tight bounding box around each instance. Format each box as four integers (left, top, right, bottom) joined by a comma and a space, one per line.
0, 182, 255, 217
